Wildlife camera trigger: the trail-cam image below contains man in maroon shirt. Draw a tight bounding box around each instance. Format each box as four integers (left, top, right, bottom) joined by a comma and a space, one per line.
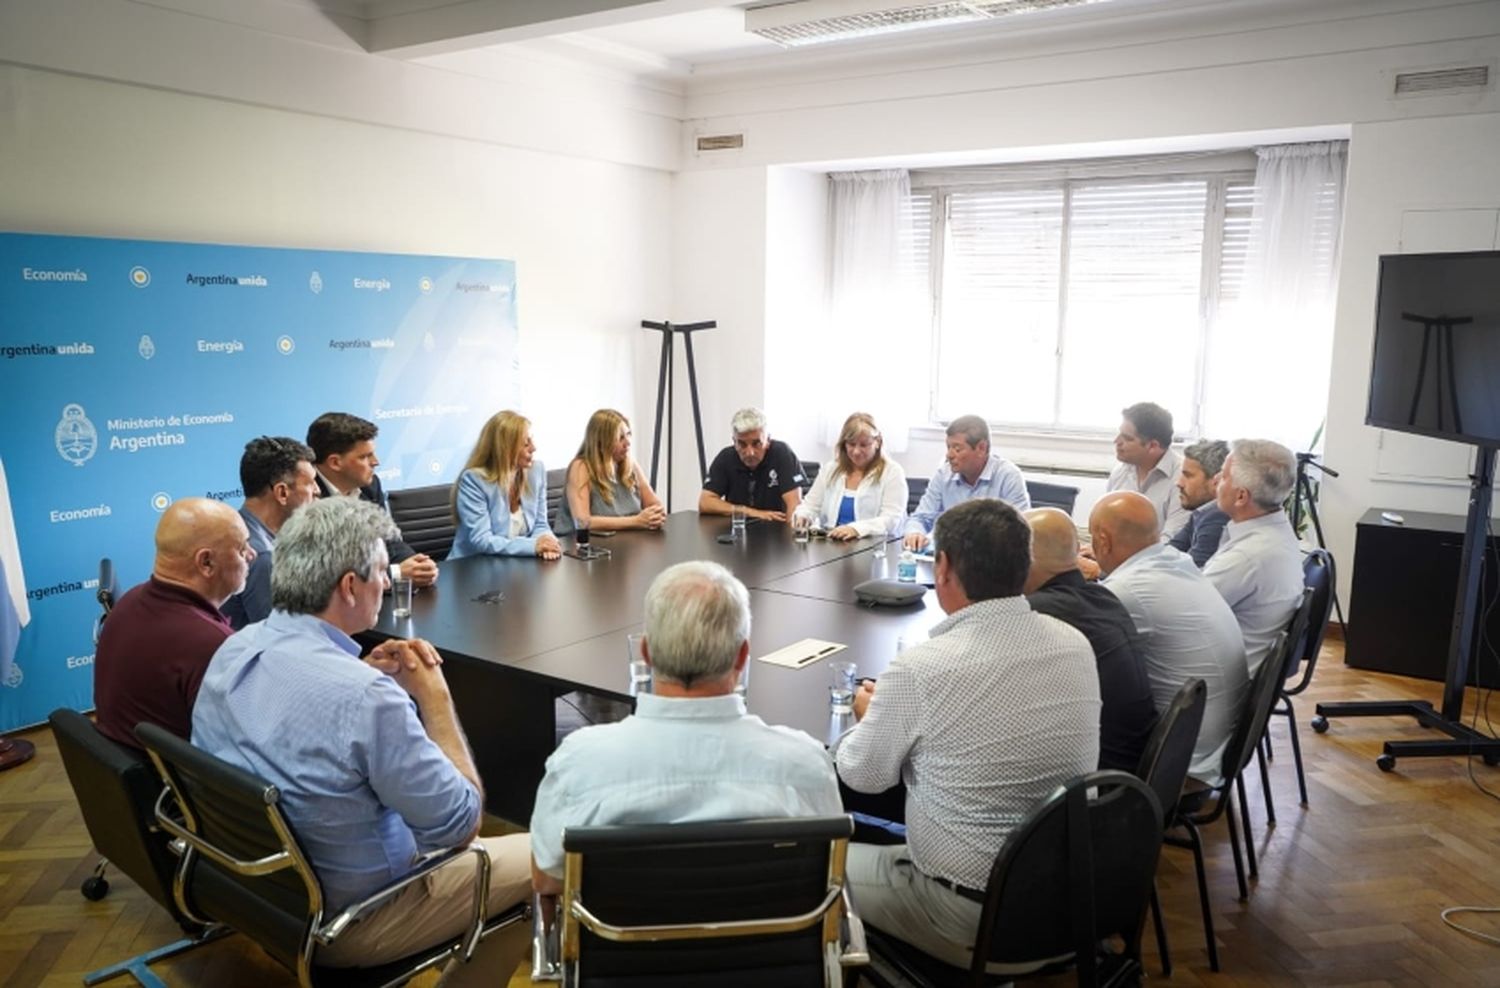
94, 497, 254, 749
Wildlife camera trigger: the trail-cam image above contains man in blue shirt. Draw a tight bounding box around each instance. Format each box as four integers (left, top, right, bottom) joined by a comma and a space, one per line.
529, 560, 841, 892
221, 436, 320, 629
903, 414, 1030, 550
194, 497, 529, 985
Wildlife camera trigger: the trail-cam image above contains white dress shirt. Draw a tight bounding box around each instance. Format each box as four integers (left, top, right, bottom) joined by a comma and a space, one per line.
529, 693, 841, 877
835, 597, 1100, 890
797, 458, 908, 537
1104, 543, 1248, 784
1203, 511, 1305, 677
1107, 446, 1189, 538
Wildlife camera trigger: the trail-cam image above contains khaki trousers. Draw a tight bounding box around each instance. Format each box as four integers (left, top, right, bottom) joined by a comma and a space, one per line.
319, 832, 532, 987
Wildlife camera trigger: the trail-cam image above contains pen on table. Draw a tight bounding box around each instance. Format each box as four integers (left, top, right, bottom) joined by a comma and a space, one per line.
794, 644, 841, 666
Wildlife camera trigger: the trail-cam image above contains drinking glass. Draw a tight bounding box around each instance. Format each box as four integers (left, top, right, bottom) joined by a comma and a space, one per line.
626, 633, 651, 696
731, 505, 748, 540
391, 577, 413, 619
793, 513, 811, 544
828, 661, 857, 714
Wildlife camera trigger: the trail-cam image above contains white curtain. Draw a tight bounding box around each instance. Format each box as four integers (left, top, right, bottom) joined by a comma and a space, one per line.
824, 169, 925, 452
1203, 141, 1347, 450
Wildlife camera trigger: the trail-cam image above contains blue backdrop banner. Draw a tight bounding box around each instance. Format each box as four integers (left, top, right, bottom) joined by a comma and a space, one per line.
0, 232, 519, 732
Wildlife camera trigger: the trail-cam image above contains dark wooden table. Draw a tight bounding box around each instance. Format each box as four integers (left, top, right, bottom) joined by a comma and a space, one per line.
367, 512, 945, 823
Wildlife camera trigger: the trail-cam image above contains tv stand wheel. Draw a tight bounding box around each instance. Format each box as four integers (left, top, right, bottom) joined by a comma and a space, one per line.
1311, 715, 1328, 734
1483, 752, 1500, 767
1376, 754, 1396, 773
81, 876, 109, 900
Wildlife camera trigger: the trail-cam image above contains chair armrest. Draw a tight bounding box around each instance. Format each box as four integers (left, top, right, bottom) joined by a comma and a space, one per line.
839, 885, 868, 967
314, 842, 490, 947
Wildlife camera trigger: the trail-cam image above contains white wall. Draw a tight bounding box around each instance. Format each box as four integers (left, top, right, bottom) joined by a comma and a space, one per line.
0, 3, 678, 475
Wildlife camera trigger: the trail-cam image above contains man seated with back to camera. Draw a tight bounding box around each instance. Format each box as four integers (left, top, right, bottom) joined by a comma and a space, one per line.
1023, 507, 1158, 773
193, 497, 531, 984
222, 435, 321, 629
902, 414, 1030, 551
1168, 438, 1231, 568
306, 411, 439, 587
698, 407, 805, 523
94, 497, 254, 750
529, 559, 842, 896
836, 499, 1100, 973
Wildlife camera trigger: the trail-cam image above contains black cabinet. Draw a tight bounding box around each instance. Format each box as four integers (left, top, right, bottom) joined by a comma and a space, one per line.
1346, 508, 1500, 688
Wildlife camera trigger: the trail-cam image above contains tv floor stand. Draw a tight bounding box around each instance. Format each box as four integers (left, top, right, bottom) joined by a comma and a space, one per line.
1314, 443, 1500, 771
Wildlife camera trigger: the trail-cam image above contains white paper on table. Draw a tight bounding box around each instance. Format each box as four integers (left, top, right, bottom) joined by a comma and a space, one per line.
755, 638, 848, 669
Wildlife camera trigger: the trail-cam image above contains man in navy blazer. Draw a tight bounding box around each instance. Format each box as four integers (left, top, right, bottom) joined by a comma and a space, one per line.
307, 412, 439, 587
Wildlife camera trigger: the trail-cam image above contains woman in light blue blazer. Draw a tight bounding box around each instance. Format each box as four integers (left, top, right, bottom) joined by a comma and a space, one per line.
448, 410, 562, 560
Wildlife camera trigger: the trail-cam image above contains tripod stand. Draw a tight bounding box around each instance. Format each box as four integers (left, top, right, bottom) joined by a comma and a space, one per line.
1291, 452, 1346, 630
642, 319, 714, 512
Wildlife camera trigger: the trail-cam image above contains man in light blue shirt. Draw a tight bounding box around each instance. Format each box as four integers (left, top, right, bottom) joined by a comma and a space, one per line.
529, 560, 842, 891
903, 414, 1030, 550
194, 497, 530, 985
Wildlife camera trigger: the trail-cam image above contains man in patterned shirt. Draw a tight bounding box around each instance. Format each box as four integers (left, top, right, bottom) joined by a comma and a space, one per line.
836, 499, 1101, 971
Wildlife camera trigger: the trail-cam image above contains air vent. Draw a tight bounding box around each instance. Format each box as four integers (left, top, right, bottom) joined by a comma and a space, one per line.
747, 0, 1114, 48
1394, 65, 1489, 96
697, 134, 745, 152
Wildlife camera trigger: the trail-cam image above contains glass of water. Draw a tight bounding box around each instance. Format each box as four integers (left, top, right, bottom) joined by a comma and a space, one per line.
828, 660, 857, 714
731, 504, 748, 540
391, 577, 413, 619
793, 513, 811, 544
626, 633, 651, 696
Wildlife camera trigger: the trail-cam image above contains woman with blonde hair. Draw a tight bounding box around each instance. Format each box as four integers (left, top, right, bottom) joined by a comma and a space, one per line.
554, 409, 666, 536
795, 412, 907, 541
448, 410, 561, 560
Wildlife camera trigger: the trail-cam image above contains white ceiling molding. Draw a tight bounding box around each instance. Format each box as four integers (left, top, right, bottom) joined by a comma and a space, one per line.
744, 0, 1121, 48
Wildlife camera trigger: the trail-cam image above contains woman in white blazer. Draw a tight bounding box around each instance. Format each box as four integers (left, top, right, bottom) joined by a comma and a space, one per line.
796, 412, 907, 540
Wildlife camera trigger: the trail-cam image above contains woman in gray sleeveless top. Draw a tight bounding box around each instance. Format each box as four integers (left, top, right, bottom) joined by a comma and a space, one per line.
554, 409, 666, 535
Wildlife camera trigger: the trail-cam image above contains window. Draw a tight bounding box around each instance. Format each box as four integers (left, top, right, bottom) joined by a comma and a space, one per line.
909, 159, 1260, 437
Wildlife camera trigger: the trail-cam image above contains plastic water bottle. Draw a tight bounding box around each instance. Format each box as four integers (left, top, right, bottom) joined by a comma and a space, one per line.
897, 549, 917, 583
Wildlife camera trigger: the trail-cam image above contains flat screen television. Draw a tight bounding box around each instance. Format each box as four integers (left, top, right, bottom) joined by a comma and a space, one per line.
1366, 250, 1500, 447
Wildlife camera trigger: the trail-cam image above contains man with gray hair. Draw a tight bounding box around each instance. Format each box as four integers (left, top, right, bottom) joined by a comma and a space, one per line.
903, 414, 1030, 551
529, 560, 841, 893
1203, 439, 1305, 676
1168, 438, 1231, 567
193, 497, 531, 985
699, 407, 805, 522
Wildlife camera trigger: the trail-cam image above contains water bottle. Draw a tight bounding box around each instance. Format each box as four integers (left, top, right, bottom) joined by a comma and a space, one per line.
897, 549, 917, 583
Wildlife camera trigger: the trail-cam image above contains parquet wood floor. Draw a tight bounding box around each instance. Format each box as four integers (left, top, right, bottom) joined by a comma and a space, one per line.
3, 643, 1499, 987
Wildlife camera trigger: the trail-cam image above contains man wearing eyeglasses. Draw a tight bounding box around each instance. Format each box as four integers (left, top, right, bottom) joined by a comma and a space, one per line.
698, 407, 805, 523
222, 436, 321, 629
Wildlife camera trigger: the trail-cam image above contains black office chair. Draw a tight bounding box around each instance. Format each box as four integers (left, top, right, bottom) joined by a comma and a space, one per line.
1165, 628, 1294, 972
556, 816, 866, 987
800, 460, 821, 494
134, 723, 528, 988
906, 477, 927, 516
49, 708, 230, 986
386, 483, 457, 561
1273, 548, 1336, 805
547, 467, 568, 529
1133, 679, 1207, 978
1250, 585, 1316, 829
865, 772, 1163, 988
1025, 479, 1081, 516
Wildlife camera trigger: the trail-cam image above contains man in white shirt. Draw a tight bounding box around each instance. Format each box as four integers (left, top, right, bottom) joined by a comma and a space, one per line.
1092, 491, 1248, 783
1203, 440, 1305, 677
1105, 402, 1189, 537
839, 499, 1099, 971
529, 560, 841, 893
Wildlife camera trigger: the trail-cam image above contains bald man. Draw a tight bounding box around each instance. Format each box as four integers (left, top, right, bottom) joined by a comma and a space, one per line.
94, 498, 254, 749
1090, 491, 1248, 783
1023, 508, 1157, 772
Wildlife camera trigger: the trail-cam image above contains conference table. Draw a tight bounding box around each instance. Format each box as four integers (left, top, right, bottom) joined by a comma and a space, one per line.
365, 512, 944, 824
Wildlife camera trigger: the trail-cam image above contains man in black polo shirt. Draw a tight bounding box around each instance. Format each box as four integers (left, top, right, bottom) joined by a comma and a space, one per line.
1023, 507, 1158, 772
698, 407, 804, 523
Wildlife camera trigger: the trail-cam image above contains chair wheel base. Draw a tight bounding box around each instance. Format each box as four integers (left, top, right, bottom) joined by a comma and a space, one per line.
1311, 715, 1328, 734
81, 876, 110, 900
1376, 754, 1396, 772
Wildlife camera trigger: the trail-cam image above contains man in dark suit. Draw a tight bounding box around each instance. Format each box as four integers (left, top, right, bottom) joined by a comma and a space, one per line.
1023, 506, 1157, 772
306, 412, 439, 587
